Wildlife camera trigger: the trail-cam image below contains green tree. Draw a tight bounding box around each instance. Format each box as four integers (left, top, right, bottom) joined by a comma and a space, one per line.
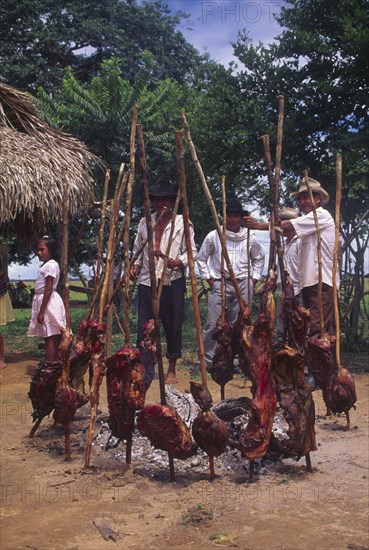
0, 0, 202, 92
36, 58, 193, 263
232, 0, 369, 340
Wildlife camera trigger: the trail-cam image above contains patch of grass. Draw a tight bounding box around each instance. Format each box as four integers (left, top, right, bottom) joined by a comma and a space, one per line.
182, 504, 213, 526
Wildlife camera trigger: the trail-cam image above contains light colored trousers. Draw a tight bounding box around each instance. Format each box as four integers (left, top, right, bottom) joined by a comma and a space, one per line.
202, 279, 253, 369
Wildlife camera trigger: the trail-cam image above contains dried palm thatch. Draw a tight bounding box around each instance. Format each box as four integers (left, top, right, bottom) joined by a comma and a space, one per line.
0, 83, 99, 241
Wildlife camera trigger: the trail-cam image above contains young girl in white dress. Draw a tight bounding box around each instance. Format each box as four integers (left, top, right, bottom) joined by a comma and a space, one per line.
27, 236, 66, 361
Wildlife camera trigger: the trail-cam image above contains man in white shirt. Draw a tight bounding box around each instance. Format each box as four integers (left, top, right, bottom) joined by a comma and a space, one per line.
280, 177, 338, 336
130, 182, 197, 387
197, 197, 265, 369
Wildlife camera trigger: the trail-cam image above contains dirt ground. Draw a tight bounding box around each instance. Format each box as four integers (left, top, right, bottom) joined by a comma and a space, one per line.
1, 352, 368, 550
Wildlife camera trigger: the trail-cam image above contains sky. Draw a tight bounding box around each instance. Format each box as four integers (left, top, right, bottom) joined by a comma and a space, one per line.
168, 0, 285, 67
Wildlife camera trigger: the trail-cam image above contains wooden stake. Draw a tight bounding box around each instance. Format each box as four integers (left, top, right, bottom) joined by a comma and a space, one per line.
88, 169, 110, 322
60, 175, 73, 460
261, 132, 285, 292
304, 171, 325, 336
175, 131, 207, 386
176, 129, 219, 482
220, 175, 227, 401
136, 123, 175, 482
333, 153, 342, 370
122, 104, 138, 345
182, 113, 244, 312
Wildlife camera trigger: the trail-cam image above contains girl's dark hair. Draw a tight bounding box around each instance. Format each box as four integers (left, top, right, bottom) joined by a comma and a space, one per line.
36, 236, 59, 261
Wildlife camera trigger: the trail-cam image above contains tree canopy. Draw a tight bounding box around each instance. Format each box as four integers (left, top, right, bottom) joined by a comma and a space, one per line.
0, 0, 202, 92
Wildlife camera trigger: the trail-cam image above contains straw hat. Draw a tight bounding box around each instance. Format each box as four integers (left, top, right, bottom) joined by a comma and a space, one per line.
290, 177, 329, 206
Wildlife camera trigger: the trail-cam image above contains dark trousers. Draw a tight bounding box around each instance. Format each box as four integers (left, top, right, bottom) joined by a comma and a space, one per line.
302, 283, 335, 336
136, 277, 186, 387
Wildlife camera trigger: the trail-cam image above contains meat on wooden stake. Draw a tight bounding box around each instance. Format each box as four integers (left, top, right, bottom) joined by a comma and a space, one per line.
190, 382, 229, 460
28, 360, 63, 424
68, 320, 93, 392
282, 280, 310, 353
272, 279, 316, 459
105, 346, 145, 441
53, 380, 89, 425
273, 344, 317, 458
329, 368, 357, 416
137, 403, 194, 460
52, 329, 89, 459
235, 275, 277, 461
306, 335, 357, 418
209, 317, 236, 387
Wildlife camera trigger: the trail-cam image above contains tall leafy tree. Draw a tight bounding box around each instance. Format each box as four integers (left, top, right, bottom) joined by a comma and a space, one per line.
0, 0, 202, 92
36, 58, 193, 262
232, 0, 369, 340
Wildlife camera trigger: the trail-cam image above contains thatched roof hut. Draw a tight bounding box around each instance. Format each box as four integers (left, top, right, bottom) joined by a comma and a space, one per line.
0, 83, 99, 242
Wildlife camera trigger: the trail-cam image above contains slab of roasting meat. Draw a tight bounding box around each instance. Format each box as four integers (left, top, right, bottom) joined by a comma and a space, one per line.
190, 382, 229, 460
236, 275, 277, 461
306, 334, 336, 410
273, 344, 316, 458
190, 381, 213, 411
88, 322, 107, 408
137, 403, 194, 460
329, 368, 357, 416
191, 410, 229, 458
28, 359, 63, 422
69, 320, 93, 392
271, 278, 316, 458
53, 328, 89, 429
282, 280, 310, 353
53, 375, 89, 426
106, 346, 145, 440
140, 319, 156, 355
209, 317, 235, 386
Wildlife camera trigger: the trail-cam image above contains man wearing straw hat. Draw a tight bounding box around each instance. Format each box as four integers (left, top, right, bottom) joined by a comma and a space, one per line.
197, 197, 265, 370
280, 177, 338, 336
130, 182, 197, 387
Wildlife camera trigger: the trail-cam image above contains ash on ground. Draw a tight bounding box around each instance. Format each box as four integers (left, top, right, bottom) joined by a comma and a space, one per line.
93, 387, 292, 480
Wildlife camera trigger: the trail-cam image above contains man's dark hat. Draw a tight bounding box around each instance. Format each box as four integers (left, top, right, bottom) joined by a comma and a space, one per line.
149, 182, 178, 198
226, 197, 248, 216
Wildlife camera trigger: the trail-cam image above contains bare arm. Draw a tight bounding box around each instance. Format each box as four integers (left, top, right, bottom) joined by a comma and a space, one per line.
243, 216, 269, 231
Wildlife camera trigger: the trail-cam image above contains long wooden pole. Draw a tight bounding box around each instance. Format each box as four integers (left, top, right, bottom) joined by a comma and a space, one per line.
220, 175, 227, 401
136, 123, 175, 482
175, 130, 218, 479
88, 169, 110, 322
304, 171, 325, 336
175, 131, 207, 386
261, 133, 285, 290
181, 113, 245, 311
61, 174, 72, 458
220, 176, 227, 324
333, 153, 342, 369
123, 104, 139, 345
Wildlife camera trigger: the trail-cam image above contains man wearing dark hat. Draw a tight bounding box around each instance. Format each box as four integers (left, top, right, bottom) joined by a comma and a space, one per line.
280, 177, 338, 336
197, 197, 265, 369
130, 182, 197, 387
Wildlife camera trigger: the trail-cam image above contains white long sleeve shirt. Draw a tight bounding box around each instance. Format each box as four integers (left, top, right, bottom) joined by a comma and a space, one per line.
132, 213, 197, 286
291, 207, 339, 289
196, 227, 265, 281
